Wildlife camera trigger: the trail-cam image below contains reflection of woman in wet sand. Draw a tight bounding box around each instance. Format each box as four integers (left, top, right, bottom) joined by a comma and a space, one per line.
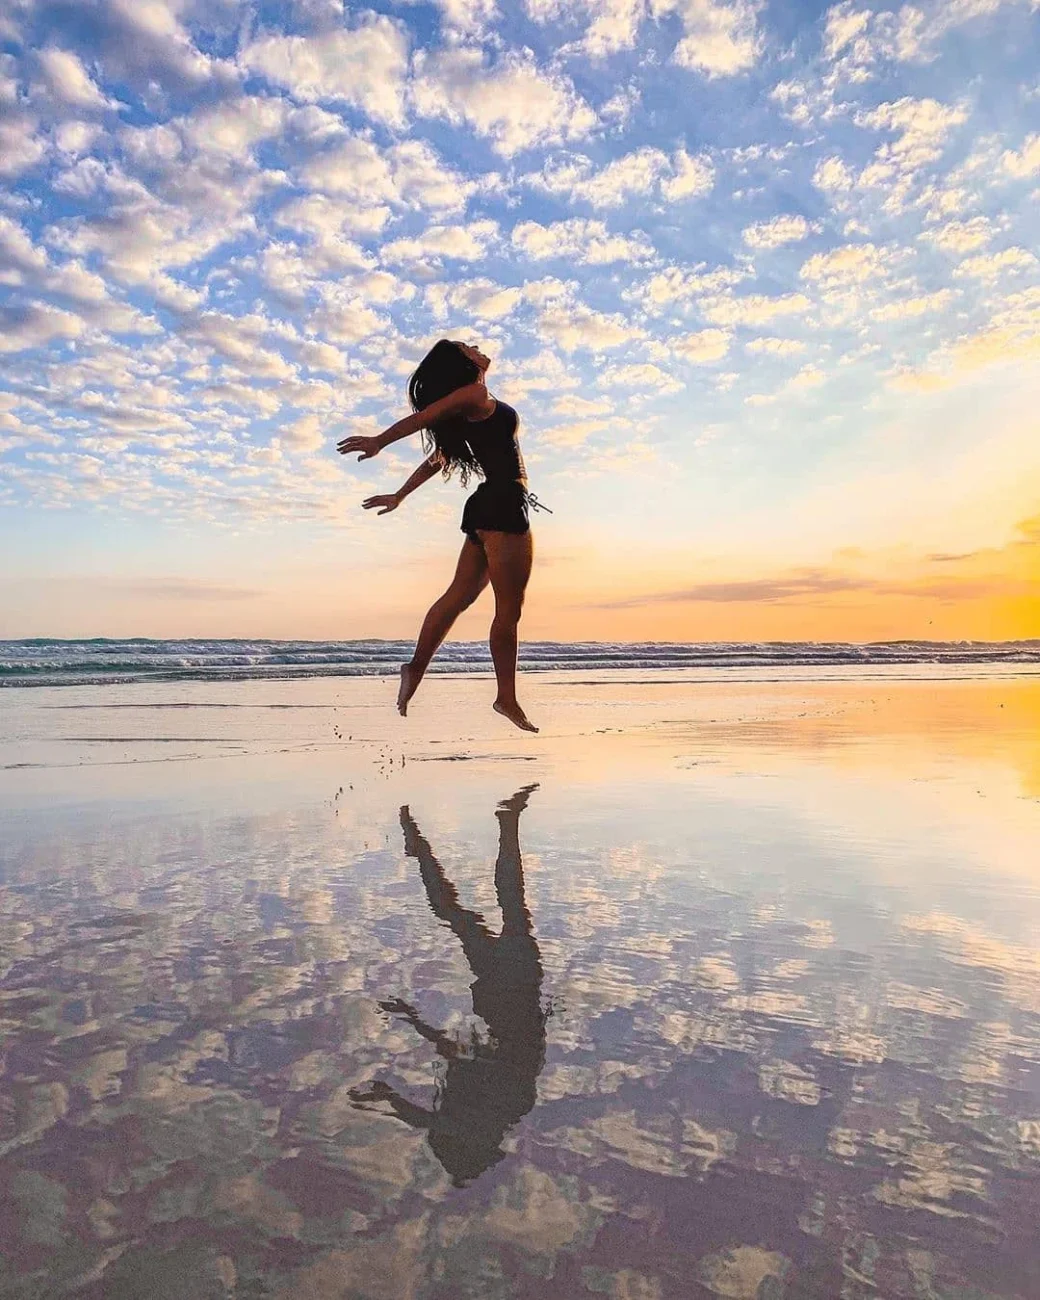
350, 785, 546, 1186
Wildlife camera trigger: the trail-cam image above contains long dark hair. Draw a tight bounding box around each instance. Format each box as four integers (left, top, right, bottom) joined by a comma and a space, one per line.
408, 339, 483, 486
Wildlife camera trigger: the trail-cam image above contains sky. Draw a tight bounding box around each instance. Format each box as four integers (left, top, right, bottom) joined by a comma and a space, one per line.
0, 0, 1038, 643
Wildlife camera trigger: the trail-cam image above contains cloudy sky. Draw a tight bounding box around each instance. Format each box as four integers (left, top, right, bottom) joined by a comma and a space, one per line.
0, 0, 1037, 642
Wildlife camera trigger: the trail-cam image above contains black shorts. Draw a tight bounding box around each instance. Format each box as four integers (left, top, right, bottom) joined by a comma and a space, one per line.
461, 481, 531, 545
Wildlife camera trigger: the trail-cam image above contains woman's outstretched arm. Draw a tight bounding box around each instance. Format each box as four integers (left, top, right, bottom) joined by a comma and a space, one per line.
337, 382, 487, 461
362, 453, 441, 516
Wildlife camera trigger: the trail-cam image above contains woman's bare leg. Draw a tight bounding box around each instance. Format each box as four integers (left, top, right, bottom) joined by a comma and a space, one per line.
399, 538, 488, 715
479, 530, 537, 733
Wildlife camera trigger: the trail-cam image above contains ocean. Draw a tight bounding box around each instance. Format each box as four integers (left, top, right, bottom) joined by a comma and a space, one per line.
2, 636, 1038, 687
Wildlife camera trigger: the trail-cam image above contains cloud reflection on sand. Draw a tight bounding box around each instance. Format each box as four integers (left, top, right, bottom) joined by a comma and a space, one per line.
0, 677, 1039, 1295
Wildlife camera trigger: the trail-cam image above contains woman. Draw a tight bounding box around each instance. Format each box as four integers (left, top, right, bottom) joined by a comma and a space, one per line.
337, 339, 543, 733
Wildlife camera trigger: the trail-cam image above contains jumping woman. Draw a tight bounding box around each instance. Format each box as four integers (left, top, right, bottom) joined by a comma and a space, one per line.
337, 339, 546, 734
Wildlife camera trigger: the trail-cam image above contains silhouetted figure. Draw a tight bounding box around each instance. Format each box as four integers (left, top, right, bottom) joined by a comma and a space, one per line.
338, 340, 549, 733
350, 785, 546, 1185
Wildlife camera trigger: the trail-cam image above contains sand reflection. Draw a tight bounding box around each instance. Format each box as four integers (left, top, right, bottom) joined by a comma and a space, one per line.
4, 679, 1040, 1296
351, 785, 547, 1186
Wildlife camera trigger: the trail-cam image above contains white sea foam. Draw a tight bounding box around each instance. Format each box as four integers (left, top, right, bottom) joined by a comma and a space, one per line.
1, 638, 1037, 687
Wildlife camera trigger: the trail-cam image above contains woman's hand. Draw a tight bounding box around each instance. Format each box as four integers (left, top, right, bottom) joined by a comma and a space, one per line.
338, 433, 382, 460
362, 493, 401, 515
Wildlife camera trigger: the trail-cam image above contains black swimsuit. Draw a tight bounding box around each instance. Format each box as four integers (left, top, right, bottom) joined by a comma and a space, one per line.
460, 401, 548, 544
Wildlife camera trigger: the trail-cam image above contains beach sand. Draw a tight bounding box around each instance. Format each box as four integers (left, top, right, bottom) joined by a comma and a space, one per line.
2, 670, 1039, 1298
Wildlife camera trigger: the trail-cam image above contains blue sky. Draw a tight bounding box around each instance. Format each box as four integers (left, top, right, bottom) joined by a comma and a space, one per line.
1, 0, 1038, 640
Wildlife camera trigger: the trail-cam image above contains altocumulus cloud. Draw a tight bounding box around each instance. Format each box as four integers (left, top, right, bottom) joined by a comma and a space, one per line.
0, 0, 1035, 551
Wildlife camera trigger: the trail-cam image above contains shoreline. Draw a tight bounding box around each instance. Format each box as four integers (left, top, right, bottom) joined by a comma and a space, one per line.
3, 662, 1040, 690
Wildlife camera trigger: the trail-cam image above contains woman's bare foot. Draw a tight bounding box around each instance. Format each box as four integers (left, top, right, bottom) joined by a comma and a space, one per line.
397, 663, 420, 716
493, 700, 539, 733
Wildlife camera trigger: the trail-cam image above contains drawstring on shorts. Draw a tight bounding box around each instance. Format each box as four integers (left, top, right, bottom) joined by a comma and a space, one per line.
523, 491, 552, 515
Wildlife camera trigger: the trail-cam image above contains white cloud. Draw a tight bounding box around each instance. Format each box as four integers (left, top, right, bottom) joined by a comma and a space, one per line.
650, 0, 762, 76
599, 362, 683, 391
520, 277, 575, 307
288, 0, 347, 28
178, 96, 290, 162
525, 0, 565, 18
822, 2, 872, 60
537, 300, 646, 352
743, 215, 812, 249
660, 148, 716, 200
892, 0, 1039, 63
240, 17, 409, 127
284, 413, 327, 453
536, 147, 663, 206
670, 328, 732, 362
0, 214, 155, 333
769, 79, 824, 129
800, 242, 899, 287
345, 270, 419, 308
495, 346, 582, 397
426, 278, 525, 320
381, 219, 500, 266
411, 48, 598, 157
855, 97, 968, 210
294, 339, 350, 373
34, 48, 118, 112
857, 97, 967, 172
48, 178, 256, 289
809, 0, 1038, 97
701, 292, 812, 326
0, 117, 47, 178
812, 156, 855, 196
276, 194, 390, 242
390, 139, 489, 212
529, 145, 713, 207
512, 218, 655, 264
788, 363, 825, 389
600, 85, 641, 124
54, 120, 103, 157
583, 0, 647, 54
0, 302, 86, 353
953, 247, 1037, 281
551, 393, 613, 416
811, 98, 970, 214
308, 285, 391, 344
870, 288, 955, 320
429, 0, 501, 37
921, 217, 993, 255
78, 0, 230, 95
257, 236, 376, 300
628, 263, 747, 310
523, 0, 647, 55
0, 213, 49, 279
40, 98, 302, 302
199, 380, 283, 417
1001, 133, 1040, 179
300, 137, 480, 215
283, 372, 381, 410
887, 283, 1040, 392
537, 417, 612, 447
181, 311, 298, 380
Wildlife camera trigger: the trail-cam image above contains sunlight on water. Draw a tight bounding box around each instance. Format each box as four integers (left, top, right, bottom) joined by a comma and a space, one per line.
1, 675, 1039, 1297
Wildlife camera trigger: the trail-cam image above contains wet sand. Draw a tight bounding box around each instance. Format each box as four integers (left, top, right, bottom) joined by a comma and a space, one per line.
1, 670, 1039, 1298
